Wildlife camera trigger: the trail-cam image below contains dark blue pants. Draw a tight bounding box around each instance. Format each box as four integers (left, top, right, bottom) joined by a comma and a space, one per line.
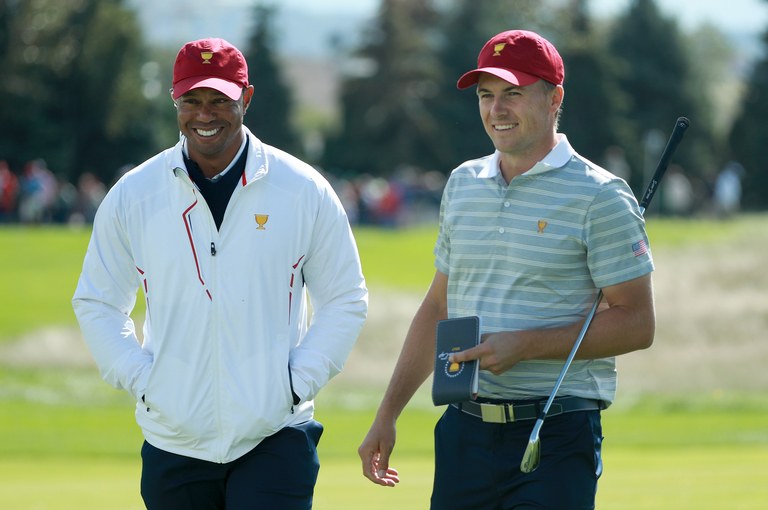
140, 420, 323, 510
431, 405, 603, 510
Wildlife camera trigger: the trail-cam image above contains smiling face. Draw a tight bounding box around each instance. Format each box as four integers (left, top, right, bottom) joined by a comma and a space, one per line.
174, 86, 254, 177
476, 74, 563, 178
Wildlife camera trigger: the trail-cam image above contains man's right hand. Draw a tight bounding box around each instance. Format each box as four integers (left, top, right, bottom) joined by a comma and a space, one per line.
358, 418, 401, 487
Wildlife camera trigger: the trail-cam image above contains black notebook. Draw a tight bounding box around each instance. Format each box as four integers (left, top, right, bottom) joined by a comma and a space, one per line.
431, 316, 480, 406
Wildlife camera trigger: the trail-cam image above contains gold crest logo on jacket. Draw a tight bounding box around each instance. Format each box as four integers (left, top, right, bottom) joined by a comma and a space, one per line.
255, 214, 269, 230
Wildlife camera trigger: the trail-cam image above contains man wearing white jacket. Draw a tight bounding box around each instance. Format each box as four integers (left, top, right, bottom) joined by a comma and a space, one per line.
72, 38, 368, 510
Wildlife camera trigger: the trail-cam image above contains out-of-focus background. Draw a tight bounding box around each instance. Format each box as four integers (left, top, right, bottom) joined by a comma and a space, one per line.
1, 1, 768, 509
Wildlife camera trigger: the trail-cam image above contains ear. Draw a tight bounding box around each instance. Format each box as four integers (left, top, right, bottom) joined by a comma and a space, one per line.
242, 86, 255, 111
550, 84, 564, 114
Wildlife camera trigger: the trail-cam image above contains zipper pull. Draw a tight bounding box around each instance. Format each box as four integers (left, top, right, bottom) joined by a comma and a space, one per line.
211, 242, 217, 256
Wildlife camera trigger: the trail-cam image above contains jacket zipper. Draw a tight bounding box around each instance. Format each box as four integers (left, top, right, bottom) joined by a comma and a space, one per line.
287, 363, 296, 414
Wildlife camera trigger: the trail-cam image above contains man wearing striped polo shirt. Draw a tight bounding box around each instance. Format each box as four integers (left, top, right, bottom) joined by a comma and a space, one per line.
359, 30, 655, 509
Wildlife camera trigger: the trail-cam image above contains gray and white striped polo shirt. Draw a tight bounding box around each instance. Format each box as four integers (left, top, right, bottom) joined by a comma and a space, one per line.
434, 135, 654, 405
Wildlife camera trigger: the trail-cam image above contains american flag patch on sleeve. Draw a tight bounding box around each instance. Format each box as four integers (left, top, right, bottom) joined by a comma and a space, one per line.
632, 240, 648, 257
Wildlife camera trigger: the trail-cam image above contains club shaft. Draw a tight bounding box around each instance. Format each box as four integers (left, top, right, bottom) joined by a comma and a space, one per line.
536, 290, 602, 419
521, 116, 690, 472
543, 116, 689, 410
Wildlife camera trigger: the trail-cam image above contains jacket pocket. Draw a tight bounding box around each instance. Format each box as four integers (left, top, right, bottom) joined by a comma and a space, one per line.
288, 362, 301, 406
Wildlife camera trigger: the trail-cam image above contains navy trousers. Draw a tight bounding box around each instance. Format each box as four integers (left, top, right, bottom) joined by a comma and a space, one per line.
140, 420, 323, 510
431, 405, 603, 510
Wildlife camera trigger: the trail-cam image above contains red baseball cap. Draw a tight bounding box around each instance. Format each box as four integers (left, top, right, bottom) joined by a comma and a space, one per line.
172, 38, 249, 100
457, 30, 564, 89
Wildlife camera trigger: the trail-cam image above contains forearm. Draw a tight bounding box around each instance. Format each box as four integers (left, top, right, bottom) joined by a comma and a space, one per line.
375, 278, 448, 422
359, 272, 447, 487
544, 274, 655, 360
456, 274, 655, 374
521, 297, 655, 361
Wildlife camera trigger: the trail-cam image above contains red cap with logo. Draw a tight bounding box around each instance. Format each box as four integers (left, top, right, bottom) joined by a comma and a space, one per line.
172, 38, 249, 100
457, 30, 564, 89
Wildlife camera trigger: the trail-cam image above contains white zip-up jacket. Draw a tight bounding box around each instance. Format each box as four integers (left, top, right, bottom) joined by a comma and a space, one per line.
73, 128, 368, 463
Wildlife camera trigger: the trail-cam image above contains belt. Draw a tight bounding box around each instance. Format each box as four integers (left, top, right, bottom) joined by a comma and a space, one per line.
452, 396, 603, 424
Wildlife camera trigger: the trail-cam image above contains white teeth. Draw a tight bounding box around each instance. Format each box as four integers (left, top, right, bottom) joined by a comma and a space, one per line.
495, 124, 514, 131
195, 128, 219, 137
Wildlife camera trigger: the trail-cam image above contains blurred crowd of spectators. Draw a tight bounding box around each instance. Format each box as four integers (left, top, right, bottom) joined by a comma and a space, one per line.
649, 161, 744, 218
0, 159, 447, 228
0, 155, 743, 227
0, 159, 108, 225
329, 166, 446, 227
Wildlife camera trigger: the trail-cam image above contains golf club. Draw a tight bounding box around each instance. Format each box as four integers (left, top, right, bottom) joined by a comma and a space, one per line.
519, 116, 690, 474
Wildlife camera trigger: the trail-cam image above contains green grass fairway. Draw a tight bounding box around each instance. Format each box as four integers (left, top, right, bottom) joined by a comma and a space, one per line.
598, 447, 768, 509
0, 226, 92, 339
316, 447, 768, 510
0, 457, 145, 510
3, 446, 765, 509
1, 375, 767, 509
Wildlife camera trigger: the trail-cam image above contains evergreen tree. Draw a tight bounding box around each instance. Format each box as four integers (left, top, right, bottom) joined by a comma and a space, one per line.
0, 0, 12, 60
608, 0, 716, 190
242, 4, 302, 156
728, 15, 768, 209
555, 0, 634, 172
322, 0, 442, 176
0, 0, 155, 183
71, 0, 156, 182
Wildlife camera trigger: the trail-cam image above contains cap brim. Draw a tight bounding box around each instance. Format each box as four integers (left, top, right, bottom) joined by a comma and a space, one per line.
172, 76, 243, 100
457, 68, 540, 89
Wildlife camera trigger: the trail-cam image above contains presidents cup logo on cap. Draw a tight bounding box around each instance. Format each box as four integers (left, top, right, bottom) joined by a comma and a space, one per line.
172, 38, 249, 101
493, 43, 506, 56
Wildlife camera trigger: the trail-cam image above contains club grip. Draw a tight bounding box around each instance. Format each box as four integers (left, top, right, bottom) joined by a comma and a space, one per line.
639, 117, 690, 211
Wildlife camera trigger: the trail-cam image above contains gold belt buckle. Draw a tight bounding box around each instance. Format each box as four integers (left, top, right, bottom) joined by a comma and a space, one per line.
479, 403, 513, 423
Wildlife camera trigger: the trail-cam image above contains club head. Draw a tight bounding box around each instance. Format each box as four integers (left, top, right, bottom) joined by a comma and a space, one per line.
519, 437, 541, 473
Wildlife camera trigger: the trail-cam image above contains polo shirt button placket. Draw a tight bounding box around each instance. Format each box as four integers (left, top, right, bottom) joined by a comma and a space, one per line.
499, 197, 510, 236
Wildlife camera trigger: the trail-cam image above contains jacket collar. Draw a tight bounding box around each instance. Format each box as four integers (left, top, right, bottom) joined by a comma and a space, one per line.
170, 126, 268, 186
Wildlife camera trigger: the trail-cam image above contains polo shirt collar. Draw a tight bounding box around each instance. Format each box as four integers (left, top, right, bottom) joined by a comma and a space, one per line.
180, 131, 248, 182
478, 134, 575, 179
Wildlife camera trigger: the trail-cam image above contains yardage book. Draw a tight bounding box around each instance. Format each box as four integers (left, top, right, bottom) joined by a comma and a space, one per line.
431, 316, 480, 406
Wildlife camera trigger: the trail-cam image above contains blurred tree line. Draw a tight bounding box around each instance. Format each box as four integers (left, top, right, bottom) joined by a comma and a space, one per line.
1, 0, 766, 208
